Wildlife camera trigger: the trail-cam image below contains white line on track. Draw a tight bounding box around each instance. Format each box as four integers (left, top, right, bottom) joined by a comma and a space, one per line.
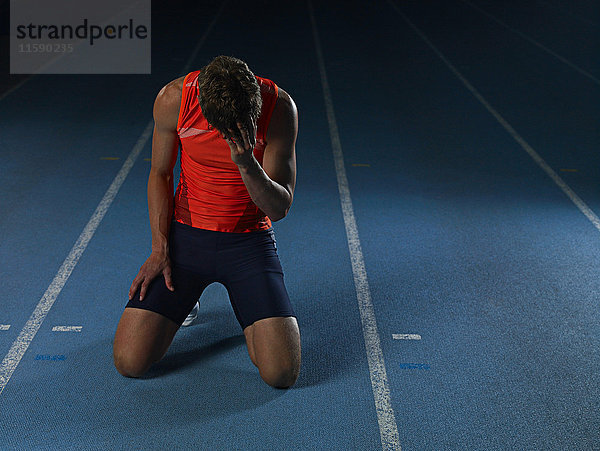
0, 325, 11, 331
0, 1, 229, 397
0, 121, 152, 397
52, 326, 83, 332
0, 76, 34, 103
460, 0, 600, 86
392, 334, 421, 341
180, 0, 227, 76
387, 0, 600, 234
308, 2, 401, 450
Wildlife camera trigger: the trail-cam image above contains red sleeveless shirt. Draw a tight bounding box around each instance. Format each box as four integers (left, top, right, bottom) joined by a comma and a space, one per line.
174, 70, 279, 232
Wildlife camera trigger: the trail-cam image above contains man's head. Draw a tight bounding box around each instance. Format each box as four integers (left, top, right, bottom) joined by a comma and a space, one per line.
198, 55, 262, 140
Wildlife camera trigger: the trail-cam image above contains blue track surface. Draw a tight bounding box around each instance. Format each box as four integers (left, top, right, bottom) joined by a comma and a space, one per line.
1, 0, 599, 449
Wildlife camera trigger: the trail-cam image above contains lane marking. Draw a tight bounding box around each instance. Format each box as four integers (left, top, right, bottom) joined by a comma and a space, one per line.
0, 325, 11, 331
387, 0, 600, 234
352, 163, 371, 167
460, 0, 600, 86
0, 2, 229, 397
101, 157, 120, 160
35, 355, 66, 361
52, 326, 83, 332
143, 158, 152, 161
0, 76, 34, 103
560, 168, 578, 172
308, 2, 401, 450
179, 0, 228, 76
392, 334, 421, 340
0, 121, 152, 397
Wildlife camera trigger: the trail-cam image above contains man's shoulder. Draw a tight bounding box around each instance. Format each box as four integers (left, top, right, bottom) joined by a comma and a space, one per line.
170, 75, 186, 92
272, 88, 297, 125
157, 76, 185, 105
275, 88, 295, 111
153, 76, 186, 128
265, 87, 298, 145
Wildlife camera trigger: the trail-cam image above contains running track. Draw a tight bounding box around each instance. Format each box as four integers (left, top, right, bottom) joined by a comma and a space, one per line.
1, 0, 599, 449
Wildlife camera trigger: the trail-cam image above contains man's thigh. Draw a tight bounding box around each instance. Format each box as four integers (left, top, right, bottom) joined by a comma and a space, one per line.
126, 265, 208, 326
115, 263, 208, 376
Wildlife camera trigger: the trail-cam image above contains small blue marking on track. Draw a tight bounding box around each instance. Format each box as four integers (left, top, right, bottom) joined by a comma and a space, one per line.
34, 355, 66, 361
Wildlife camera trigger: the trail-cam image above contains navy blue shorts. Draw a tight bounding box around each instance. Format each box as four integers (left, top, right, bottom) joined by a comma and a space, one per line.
125, 221, 295, 329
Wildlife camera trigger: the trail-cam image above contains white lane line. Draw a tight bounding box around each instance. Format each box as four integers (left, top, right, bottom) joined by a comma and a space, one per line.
460, 0, 600, 86
308, 2, 401, 450
180, 0, 228, 76
387, 0, 600, 234
392, 334, 421, 341
0, 3, 228, 397
0, 121, 152, 397
0, 325, 11, 331
0, 76, 34, 103
52, 326, 83, 332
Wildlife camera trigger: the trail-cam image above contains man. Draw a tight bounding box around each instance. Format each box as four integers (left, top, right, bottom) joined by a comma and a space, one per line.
113, 56, 300, 388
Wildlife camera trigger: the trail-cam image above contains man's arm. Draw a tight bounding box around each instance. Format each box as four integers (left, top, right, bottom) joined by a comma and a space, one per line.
128, 80, 181, 300
226, 88, 298, 221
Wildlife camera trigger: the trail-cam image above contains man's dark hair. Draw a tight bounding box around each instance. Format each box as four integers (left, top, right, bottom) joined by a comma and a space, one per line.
198, 55, 262, 138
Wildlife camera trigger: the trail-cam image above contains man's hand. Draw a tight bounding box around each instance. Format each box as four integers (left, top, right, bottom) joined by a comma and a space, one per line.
128, 251, 174, 301
224, 120, 257, 167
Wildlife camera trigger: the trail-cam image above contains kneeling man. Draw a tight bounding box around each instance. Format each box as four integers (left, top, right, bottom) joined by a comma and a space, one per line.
113, 55, 300, 388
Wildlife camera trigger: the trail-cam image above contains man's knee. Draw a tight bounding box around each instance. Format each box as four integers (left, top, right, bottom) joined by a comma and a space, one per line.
247, 316, 301, 388
259, 362, 300, 389
113, 308, 179, 378
113, 346, 151, 378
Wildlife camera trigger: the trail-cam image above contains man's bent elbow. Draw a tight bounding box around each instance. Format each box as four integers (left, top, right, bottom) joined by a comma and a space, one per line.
269, 206, 291, 222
